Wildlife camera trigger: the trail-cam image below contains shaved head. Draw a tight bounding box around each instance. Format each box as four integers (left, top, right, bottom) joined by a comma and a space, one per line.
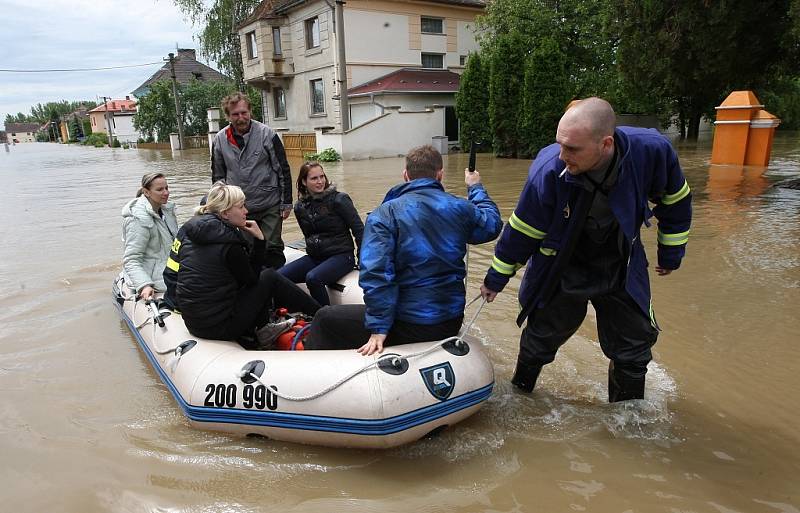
561, 97, 616, 142
556, 97, 617, 175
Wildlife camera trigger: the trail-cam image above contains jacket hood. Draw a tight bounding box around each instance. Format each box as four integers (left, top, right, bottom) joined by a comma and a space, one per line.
381, 178, 443, 204
303, 184, 338, 202
121, 196, 176, 228
185, 213, 245, 245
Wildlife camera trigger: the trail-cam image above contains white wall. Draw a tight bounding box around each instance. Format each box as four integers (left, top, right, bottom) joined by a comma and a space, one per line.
317, 107, 445, 159
111, 114, 142, 143
349, 101, 384, 128
457, 20, 480, 56
346, 11, 416, 65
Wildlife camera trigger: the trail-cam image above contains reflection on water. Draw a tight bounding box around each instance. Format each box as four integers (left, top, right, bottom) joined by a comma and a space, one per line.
1, 137, 799, 512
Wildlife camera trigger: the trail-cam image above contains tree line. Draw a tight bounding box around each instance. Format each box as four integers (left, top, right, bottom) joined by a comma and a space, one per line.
4, 100, 98, 127
133, 79, 262, 142
457, 0, 800, 159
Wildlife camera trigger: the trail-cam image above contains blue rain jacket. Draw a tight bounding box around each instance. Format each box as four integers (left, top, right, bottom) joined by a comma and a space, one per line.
484, 127, 692, 326
360, 178, 502, 334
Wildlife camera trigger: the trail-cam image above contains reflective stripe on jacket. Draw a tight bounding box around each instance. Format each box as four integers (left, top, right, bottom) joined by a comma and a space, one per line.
484, 126, 692, 325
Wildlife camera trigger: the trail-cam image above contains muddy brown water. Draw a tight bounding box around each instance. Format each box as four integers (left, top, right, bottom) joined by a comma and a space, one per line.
1, 135, 798, 512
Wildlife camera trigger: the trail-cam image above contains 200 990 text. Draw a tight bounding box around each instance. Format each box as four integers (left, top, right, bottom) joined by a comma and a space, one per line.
204, 383, 278, 410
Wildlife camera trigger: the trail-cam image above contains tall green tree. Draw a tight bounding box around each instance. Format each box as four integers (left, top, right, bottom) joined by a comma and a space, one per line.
517, 37, 572, 159
134, 81, 178, 142
134, 79, 262, 141
29, 100, 97, 123
615, 0, 796, 139
171, 0, 261, 90
455, 53, 491, 152
489, 30, 528, 157
182, 79, 239, 135
4, 112, 32, 125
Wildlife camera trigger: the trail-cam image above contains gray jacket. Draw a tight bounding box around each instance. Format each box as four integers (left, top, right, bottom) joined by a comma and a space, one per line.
211, 120, 292, 214
121, 196, 178, 293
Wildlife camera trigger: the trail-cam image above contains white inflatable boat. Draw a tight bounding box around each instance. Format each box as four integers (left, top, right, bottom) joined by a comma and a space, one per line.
113, 247, 495, 449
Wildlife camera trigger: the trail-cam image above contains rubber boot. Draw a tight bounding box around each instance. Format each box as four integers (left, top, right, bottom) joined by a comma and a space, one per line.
511, 360, 543, 393
608, 361, 645, 402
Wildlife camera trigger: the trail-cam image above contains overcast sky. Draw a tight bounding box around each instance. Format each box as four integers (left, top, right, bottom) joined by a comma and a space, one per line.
0, 0, 207, 130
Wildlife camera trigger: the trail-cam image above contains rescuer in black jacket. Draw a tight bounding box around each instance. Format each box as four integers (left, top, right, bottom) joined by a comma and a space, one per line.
164, 183, 320, 348
278, 161, 364, 305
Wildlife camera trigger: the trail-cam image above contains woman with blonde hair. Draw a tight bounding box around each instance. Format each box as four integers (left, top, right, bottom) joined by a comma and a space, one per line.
122, 172, 178, 299
163, 182, 320, 349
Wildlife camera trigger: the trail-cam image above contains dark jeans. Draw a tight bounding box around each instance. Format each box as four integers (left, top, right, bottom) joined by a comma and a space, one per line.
519, 287, 658, 379
304, 304, 463, 350
186, 269, 320, 343
278, 253, 355, 306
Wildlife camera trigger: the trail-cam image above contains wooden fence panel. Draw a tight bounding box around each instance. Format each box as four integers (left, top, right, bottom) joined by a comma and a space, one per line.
282, 133, 317, 158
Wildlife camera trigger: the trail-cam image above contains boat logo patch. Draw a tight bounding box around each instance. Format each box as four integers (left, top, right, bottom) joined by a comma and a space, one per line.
420, 362, 455, 401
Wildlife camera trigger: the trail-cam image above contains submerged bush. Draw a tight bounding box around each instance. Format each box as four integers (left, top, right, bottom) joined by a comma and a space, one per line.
303, 147, 341, 162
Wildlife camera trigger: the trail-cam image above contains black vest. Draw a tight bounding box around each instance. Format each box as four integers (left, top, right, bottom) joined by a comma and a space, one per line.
294, 188, 357, 259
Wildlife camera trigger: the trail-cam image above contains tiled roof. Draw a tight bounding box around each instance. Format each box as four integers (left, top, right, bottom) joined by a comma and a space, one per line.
132, 49, 230, 96
5, 123, 41, 133
348, 68, 460, 96
421, 0, 485, 7
89, 99, 137, 113
240, 0, 484, 27
239, 0, 295, 28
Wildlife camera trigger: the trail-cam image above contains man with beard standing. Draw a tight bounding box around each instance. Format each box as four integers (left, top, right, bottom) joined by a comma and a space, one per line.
212, 92, 292, 269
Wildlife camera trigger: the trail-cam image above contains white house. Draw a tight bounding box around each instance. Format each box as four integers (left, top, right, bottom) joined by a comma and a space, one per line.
238, 0, 485, 159
88, 98, 143, 144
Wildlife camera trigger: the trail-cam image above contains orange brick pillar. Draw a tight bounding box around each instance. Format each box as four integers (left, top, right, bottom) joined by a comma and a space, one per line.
710, 91, 764, 165
744, 110, 781, 166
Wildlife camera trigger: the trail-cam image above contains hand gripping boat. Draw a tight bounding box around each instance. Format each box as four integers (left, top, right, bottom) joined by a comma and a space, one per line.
113, 248, 495, 449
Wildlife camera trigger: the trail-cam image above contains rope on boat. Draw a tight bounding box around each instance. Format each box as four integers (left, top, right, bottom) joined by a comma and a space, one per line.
241, 295, 488, 402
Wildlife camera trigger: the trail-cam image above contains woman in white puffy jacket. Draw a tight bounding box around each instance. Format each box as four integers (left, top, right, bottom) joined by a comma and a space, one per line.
122, 172, 178, 299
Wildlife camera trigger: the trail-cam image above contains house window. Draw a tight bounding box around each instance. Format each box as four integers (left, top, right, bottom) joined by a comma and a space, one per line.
421, 53, 444, 69
421, 16, 444, 34
460, 55, 467, 66
272, 27, 282, 56
305, 17, 320, 49
246, 31, 258, 59
274, 88, 286, 119
310, 79, 325, 115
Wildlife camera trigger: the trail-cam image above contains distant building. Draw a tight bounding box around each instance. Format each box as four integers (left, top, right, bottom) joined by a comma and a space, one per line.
59, 106, 92, 142
89, 97, 141, 144
237, 0, 484, 158
0, 131, 6, 143
5, 123, 41, 143
132, 48, 230, 98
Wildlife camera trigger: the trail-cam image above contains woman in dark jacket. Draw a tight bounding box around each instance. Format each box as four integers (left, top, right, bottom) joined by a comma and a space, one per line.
166, 182, 320, 349
279, 162, 364, 305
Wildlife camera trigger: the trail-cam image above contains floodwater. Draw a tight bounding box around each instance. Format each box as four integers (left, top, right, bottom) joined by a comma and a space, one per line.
1, 134, 798, 513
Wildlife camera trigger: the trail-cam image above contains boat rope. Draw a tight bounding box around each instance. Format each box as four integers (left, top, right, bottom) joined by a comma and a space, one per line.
240, 295, 488, 402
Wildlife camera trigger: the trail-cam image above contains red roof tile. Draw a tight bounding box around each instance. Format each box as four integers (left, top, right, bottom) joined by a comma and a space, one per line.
348, 68, 460, 96
89, 99, 137, 113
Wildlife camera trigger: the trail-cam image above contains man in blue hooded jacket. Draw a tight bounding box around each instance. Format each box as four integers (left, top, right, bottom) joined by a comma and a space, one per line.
481, 98, 692, 402
305, 145, 503, 354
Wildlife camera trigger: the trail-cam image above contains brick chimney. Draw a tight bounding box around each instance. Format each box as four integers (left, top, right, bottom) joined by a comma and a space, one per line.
177, 48, 197, 60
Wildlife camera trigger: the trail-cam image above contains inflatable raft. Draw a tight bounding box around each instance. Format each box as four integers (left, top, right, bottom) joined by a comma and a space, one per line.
113, 248, 494, 449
